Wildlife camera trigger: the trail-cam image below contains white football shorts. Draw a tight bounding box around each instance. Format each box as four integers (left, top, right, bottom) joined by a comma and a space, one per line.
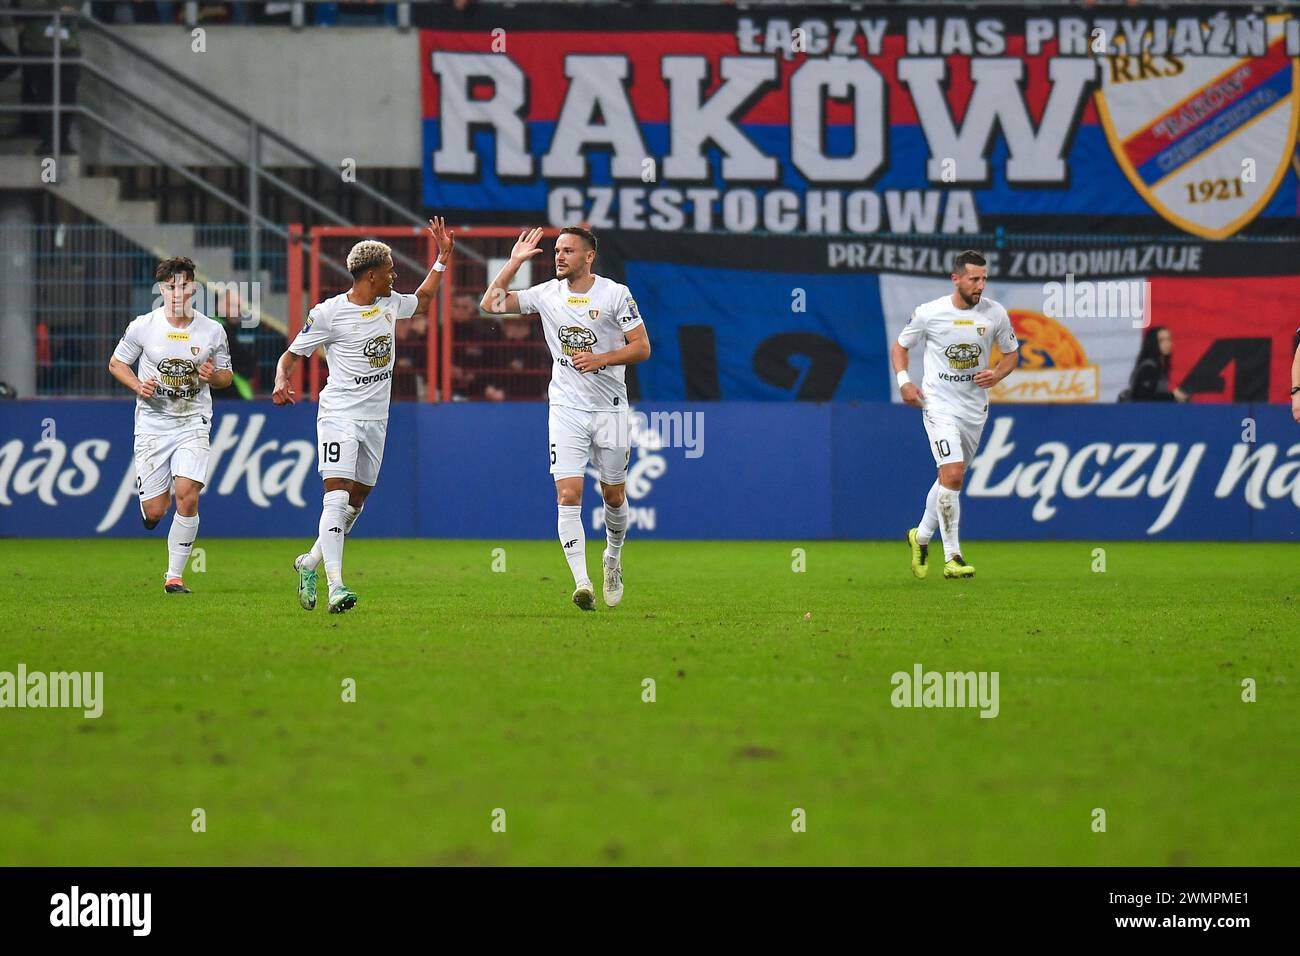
134, 426, 211, 501
317, 416, 388, 486
922, 408, 986, 467
549, 404, 630, 485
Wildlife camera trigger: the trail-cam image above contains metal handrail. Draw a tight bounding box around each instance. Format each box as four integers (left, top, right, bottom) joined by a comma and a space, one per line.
71, 12, 427, 230
1, 8, 439, 284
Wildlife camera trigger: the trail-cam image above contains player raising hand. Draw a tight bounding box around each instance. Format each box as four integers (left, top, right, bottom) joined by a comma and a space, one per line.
273, 218, 454, 613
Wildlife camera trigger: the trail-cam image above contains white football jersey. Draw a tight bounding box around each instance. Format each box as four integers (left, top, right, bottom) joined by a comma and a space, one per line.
896, 294, 1019, 419
112, 309, 231, 435
516, 275, 643, 411
288, 292, 419, 420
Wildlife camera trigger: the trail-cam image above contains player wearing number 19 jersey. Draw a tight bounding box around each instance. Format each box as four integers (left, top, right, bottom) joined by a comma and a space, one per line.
891, 250, 1019, 580
481, 226, 651, 612
272, 219, 454, 614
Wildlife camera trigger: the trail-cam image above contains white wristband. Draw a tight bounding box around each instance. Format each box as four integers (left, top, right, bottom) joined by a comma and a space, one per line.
896, 370, 911, 388
432, 260, 446, 273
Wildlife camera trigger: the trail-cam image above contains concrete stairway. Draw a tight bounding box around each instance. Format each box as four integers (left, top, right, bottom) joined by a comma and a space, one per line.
0, 151, 290, 334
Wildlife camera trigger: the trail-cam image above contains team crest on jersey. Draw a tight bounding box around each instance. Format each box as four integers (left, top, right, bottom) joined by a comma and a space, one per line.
558, 325, 598, 356
363, 332, 392, 369
1094, 15, 1299, 239
157, 357, 197, 387
976, 325, 988, 336
588, 309, 600, 322
945, 343, 982, 370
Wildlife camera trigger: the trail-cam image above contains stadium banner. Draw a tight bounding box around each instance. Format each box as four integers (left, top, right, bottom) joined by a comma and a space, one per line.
418, 5, 1300, 239
603, 236, 1300, 403
1, 401, 1297, 542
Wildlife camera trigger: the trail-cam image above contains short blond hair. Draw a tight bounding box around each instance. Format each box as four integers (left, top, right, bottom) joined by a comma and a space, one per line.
347, 240, 393, 279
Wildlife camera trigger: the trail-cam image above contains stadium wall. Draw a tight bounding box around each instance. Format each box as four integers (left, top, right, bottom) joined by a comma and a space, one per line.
1, 401, 1296, 541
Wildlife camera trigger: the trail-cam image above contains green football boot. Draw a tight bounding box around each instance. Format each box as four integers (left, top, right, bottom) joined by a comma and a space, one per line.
294, 553, 318, 611
943, 554, 976, 579
328, 584, 359, 614
907, 528, 929, 579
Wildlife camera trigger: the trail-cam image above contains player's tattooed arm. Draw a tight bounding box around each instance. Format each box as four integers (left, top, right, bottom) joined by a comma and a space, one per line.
974, 349, 1018, 389
108, 356, 157, 399
571, 324, 651, 373
411, 217, 455, 317
891, 341, 923, 408
272, 350, 300, 406
481, 227, 544, 315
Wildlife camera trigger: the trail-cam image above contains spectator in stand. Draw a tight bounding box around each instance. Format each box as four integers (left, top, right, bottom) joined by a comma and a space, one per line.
1122, 326, 1188, 403
213, 288, 257, 399
480, 319, 549, 401
450, 290, 498, 400
392, 308, 427, 400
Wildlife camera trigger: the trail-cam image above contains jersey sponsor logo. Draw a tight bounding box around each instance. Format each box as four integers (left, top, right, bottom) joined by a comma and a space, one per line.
360, 305, 382, 319
565, 295, 590, 307
353, 369, 393, 385
953, 319, 974, 326
363, 332, 393, 369
165, 332, 190, 341
558, 325, 598, 356
944, 343, 982, 370
989, 310, 1099, 403
156, 357, 198, 388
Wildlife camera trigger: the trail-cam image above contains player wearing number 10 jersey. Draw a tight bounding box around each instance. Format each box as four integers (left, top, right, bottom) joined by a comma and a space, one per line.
272, 218, 454, 614
891, 250, 1019, 581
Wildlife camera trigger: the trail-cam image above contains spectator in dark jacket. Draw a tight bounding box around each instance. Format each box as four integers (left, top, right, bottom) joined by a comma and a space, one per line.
1124, 325, 1188, 402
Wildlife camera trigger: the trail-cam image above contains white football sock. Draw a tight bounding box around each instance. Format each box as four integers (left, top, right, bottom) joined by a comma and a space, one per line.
937, 486, 962, 561
319, 490, 350, 589
557, 503, 589, 586
166, 512, 199, 580
916, 479, 940, 545
304, 503, 362, 572
603, 498, 628, 564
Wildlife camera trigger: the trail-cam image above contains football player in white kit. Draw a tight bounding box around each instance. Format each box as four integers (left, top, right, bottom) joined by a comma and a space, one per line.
891, 250, 1019, 579
481, 227, 651, 611
271, 219, 454, 614
108, 257, 233, 593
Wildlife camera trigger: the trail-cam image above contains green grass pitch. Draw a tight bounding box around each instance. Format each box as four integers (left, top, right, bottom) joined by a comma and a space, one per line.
1, 538, 1296, 866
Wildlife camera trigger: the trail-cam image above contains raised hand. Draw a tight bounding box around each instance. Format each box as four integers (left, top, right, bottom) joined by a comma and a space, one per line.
510, 227, 545, 264
428, 216, 455, 262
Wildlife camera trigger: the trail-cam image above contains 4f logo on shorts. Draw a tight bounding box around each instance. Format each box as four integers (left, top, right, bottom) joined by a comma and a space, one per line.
363, 333, 392, 369
558, 326, 597, 357
945, 343, 981, 370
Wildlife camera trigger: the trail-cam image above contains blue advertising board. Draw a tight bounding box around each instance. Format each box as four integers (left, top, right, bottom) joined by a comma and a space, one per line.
1, 401, 1296, 541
